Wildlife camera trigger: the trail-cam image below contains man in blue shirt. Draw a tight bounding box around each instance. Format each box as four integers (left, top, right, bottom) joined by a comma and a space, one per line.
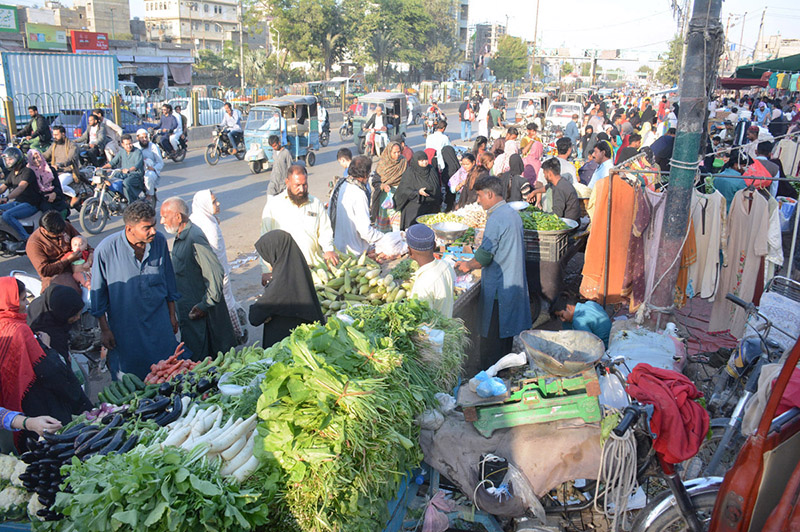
565, 114, 581, 149
551, 292, 611, 348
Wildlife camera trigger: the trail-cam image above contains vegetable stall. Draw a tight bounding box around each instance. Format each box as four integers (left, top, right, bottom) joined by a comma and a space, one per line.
1, 299, 468, 531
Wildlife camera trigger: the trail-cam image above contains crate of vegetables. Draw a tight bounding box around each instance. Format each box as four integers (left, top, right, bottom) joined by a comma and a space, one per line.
518, 208, 578, 262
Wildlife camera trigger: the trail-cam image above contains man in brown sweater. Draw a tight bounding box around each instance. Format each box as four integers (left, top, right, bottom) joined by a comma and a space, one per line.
25, 211, 83, 292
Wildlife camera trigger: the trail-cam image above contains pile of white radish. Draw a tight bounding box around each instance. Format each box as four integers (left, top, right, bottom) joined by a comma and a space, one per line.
160, 402, 260, 483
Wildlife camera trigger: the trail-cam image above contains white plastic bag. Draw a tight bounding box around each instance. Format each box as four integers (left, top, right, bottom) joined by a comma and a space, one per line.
375, 231, 408, 256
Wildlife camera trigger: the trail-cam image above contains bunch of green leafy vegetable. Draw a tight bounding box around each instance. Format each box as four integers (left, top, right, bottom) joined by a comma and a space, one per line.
252, 301, 467, 532
519, 206, 569, 231
41, 444, 270, 532
389, 258, 418, 282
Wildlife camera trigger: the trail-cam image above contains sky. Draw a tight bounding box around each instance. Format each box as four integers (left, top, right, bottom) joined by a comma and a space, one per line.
469, 0, 800, 62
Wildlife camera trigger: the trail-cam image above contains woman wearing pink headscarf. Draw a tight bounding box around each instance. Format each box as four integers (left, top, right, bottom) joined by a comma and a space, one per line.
522, 139, 544, 186
26, 149, 56, 199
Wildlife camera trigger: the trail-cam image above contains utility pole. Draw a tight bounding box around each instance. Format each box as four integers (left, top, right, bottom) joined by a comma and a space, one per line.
530, 0, 540, 87
723, 14, 731, 74
239, 0, 245, 93
737, 12, 747, 68
650, 0, 723, 320
754, 8, 766, 62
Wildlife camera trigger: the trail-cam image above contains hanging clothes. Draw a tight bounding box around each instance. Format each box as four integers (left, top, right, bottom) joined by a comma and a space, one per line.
764, 193, 784, 284
774, 136, 800, 178
622, 185, 649, 312
674, 219, 697, 309
580, 173, 636, 304
687, 190, 727, 301
642, 188, 668, 300
708, 189, 770, 337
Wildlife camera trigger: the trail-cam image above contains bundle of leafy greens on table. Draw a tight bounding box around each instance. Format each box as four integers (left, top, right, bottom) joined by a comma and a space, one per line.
253, 299, 467, 532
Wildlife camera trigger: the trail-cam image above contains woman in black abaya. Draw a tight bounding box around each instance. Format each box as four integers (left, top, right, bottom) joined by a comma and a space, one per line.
249, 230, 325, 348
394, 151, 441, 230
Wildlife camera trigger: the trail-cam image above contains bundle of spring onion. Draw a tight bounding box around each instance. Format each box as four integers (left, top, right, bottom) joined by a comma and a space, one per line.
312, 250, 414, 317
252, 300, 468, 532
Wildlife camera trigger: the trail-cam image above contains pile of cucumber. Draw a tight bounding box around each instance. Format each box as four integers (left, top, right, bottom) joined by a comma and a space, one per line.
97, 373, 158, 405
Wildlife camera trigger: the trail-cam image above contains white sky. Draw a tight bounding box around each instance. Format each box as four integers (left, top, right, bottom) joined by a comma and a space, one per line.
469, 0, 800, 61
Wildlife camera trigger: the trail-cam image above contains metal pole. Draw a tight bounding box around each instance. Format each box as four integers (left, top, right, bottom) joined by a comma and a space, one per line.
736, 12, 747, 68
788, 143, 800, 278
650, 0, 723, 316
239, 1, 245, 92
754, 8, 766, 62
110, 8, 115, 39
530, 0, 540, 87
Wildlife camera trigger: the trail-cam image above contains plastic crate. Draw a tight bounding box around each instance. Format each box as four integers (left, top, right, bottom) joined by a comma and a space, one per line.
523, 229, 569, 262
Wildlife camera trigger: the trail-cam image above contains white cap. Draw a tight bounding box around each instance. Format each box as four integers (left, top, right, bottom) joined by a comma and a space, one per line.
136, 128, 148, 137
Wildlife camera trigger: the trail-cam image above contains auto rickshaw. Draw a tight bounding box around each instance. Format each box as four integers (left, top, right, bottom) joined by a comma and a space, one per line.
243, 95, 320, 174
352, 92, 407, 155
514, 92, 550, 124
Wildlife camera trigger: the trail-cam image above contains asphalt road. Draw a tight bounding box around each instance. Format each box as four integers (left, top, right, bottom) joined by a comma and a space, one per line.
0, 102, 477, 344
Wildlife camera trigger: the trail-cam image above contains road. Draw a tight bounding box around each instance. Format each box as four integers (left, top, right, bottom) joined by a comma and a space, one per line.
0, 101, 477, 344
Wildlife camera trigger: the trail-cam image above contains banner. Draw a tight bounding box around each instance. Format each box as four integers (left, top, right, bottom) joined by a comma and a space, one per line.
0, 4, 18, 33
70, 30, 109, 54
26, 23, 68, 51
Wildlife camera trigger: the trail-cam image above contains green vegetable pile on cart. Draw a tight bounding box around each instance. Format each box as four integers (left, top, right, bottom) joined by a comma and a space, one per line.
518, 206, 569, 231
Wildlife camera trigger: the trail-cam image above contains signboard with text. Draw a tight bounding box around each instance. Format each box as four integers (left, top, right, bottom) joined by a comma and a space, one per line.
26, 23, 68, 50
70, 31, 109, 54
0, 4, 18, 33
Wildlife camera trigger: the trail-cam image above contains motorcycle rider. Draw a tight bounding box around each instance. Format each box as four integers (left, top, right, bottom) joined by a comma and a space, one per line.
170, 105, 184, 155
318, 103, 330, 137
102, 134, 144, 204
135, 129, 164, 205
74, 114, 107, 167
219, 103, 243, 155
425, 100, 445, 135
174, 105, 189, 149
18, 105, 52, 151
348, 97, 363, 116
0, 147, 43, 249
43, 126, 81, 208
155, 104, 178, 155
92, 108, 122, 161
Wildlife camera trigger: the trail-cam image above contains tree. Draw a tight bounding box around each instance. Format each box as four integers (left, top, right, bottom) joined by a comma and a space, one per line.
637, 65, 654, 78
561, 62, 574, 75
656, 35, 683, 86
416, 0, 462, 80
580, 62, 591, 77
490, 35, 527, 81
247, 0, 348, 80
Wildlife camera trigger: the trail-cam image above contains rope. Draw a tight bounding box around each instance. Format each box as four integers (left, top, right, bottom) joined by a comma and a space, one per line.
593, 426, 638, 531
668, 158, 703, 171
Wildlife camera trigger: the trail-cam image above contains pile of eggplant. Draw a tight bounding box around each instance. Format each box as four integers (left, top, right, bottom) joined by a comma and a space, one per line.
18, 415, 138, 521
134, 393, 184, 426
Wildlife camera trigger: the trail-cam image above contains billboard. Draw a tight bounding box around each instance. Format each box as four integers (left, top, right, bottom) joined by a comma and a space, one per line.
0, 4, 18, 33
70, 31, 110, 54
26, 23, 68, 50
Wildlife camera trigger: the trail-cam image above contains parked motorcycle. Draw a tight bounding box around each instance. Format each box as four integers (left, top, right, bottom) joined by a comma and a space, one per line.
205, 126, 245, 166
339, 112, 354, 141
79, 168, 131, 235
150, 127, 187, 163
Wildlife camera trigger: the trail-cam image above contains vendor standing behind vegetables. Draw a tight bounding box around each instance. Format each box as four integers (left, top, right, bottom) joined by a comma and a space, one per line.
456, 177, 531, 368
249, 231, 325, 347
91, 201, 180, 380
406, 224, 456, 318
160, 197, 236, 361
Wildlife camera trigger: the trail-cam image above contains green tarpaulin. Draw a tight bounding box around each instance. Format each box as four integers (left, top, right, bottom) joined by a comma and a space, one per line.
735, 53, 800, 80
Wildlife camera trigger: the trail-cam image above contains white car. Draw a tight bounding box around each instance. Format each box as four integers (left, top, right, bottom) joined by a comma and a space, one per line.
167, 97, 226, 127
545, 102, 584, 131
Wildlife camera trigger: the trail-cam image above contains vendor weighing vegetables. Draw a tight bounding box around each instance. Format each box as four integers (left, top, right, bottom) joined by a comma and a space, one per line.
456, 177, 531, 367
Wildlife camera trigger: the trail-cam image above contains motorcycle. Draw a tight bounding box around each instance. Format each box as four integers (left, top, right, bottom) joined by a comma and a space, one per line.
320, 119, 331, 148
77, 144, 107, 168
423, 110, 444, 138
10, 135, 50, 154
78, 168, 132, 235
205, 126, 245, 166
0, 206, 39, 256
150, 127, 187, 163
339, 112, 354, 141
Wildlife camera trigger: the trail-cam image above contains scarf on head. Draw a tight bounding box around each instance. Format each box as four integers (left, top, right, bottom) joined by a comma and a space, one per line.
189, 189, 230, 275
26, 284, 83, 362
250, 231, 324, 325
374, 142, 407, 187
493, 140, 519, 175
0, 277, 46, 417
27, 149, 55, 194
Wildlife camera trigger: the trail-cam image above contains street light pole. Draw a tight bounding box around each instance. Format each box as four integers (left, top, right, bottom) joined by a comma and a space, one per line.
530, 0, 540, 87
109, 8, 115, 39
239, 0, 245, 93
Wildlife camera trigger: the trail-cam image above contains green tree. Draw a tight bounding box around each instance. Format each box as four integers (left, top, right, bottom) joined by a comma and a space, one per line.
490, 35, 528, 81
580, 62, 591, 76
416, 0, 461, 80
247, 0, 347, 80
561, 62, 574, 75
194, 43, 242, 86
637, 65, 654, 78
656, 35, 683, 86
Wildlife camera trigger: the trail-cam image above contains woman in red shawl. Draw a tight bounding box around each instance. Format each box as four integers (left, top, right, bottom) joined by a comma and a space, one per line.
0, 277, 90, 448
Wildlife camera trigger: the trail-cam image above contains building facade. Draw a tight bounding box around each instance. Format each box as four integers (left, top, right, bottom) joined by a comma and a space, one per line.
73, 0, 130, 39
469, 23, 505, 67
143, 0, 240, 52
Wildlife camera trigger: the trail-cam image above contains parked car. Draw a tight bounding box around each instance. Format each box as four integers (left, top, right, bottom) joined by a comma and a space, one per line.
52, 108, 158, 140
168, 97, 226, 127
545, 101, 584, 131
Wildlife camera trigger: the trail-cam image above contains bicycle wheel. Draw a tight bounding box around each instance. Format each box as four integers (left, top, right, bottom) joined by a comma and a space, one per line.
79, 198, 109, 235
630, 490, 718, 532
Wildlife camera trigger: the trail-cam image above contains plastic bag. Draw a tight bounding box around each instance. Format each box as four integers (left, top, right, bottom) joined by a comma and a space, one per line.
375, 231, 408, 256
435, 393, 457, 415
420, 325, 445, 353
502, 462, 546, 524
778, 197, 797, 233
417, 409, 445, 430
476, 376, 507, 398
381, 190, 395, 210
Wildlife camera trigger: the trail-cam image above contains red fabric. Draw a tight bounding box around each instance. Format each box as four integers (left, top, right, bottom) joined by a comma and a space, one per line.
743, 159, 772, 189
424, 148, 436, 165
626, 363, 710, 464
771, 367, 800, 419
0, 277, 46, 416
